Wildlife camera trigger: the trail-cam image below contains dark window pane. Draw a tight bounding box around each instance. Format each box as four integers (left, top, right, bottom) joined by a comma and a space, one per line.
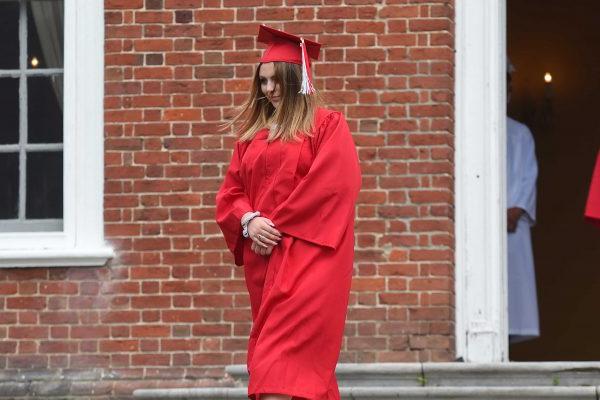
0, 78, 20, 145
28, 0, 64, 69
0, 153, 19, 219
0, 2, 19, 70
26, 151, 62, 219
28, 76, 63, 143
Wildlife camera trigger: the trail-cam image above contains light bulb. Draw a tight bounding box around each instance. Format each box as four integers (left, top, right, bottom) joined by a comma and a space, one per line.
544, 72, 552, 83
31, 57, 39, 68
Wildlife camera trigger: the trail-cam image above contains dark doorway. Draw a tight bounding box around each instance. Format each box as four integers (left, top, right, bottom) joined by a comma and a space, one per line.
508, 0, 600, 360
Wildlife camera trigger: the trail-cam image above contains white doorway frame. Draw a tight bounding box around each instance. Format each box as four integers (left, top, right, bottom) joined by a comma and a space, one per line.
455, 0, 508, 362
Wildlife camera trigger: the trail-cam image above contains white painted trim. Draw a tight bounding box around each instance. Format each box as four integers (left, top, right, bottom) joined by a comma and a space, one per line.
0, 248, 115, 268
0, 0, 113, 267
454, 0, 507, 361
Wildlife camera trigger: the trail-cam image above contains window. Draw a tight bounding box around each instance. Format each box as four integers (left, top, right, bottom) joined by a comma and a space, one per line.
0, 0, 64, 233
0, 0, 112, 267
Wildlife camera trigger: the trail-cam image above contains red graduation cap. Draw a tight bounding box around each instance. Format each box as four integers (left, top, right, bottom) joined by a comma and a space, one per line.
257, 24, 321, 95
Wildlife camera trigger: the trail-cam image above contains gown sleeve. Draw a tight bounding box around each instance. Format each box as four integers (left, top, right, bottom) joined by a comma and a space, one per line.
512, 125, 538, 225
215, 141, 253, 266
585, 150, 600, 227
269, 111, 362, 250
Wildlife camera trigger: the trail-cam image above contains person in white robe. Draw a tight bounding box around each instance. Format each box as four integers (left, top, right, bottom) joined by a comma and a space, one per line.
507, 62, 540, 343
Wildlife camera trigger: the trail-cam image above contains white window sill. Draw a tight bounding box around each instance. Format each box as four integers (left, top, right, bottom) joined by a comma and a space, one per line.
0, 247, 114, 267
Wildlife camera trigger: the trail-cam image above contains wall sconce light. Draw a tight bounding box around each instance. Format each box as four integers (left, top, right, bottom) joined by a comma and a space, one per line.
542, 71, 554, 128
543, 71, 553, 98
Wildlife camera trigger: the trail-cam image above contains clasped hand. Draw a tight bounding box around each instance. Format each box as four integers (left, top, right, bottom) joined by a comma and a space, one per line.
248, 217, 282, 256
507, 207, 525, 233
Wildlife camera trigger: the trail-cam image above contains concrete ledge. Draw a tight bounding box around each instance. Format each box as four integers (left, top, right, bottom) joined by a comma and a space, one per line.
133, 387, 247, 399
133, 363, 600, 399
226, 362, 600, 387
226, 363, 426, 386
346, 386, 598, 399
133, 386, 599, 399
423, 362, 600, 387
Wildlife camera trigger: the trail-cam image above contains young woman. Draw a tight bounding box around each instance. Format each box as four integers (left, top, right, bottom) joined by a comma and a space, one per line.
216, 25, 361, 400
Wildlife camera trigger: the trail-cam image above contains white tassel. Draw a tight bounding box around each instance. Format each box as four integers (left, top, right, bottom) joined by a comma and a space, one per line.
299, 38, 315, 95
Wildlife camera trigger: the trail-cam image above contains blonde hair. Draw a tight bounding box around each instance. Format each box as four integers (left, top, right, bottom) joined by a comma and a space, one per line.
230, 62, 322, 142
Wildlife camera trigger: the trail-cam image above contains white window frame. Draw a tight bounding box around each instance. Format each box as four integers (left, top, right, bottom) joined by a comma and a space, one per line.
0, 0, 64, 233
455, 0, 508, 361
0, 0, 113, 267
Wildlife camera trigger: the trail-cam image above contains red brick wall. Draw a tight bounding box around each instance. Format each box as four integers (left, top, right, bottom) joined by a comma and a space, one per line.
0, 0, 454, 396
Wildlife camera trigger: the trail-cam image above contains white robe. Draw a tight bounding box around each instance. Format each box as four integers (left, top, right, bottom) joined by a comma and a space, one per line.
507, 117, 539, 341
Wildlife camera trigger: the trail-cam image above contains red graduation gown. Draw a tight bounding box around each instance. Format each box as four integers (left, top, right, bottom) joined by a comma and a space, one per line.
216, 109, 361, 400
585, 151, 600, 227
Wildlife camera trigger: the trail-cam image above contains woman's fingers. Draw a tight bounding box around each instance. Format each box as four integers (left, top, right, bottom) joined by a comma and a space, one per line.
258, 224, 281, 241
263, 225, 282, 238
255, 233, 278, 247
256, 224, 281, 239
262, 219, 281, 236
248, 218, 282, 249
249, 218, 281, 238
250, 240, 274, 256
252, 242, 265, 255
258, 245, 269, 256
